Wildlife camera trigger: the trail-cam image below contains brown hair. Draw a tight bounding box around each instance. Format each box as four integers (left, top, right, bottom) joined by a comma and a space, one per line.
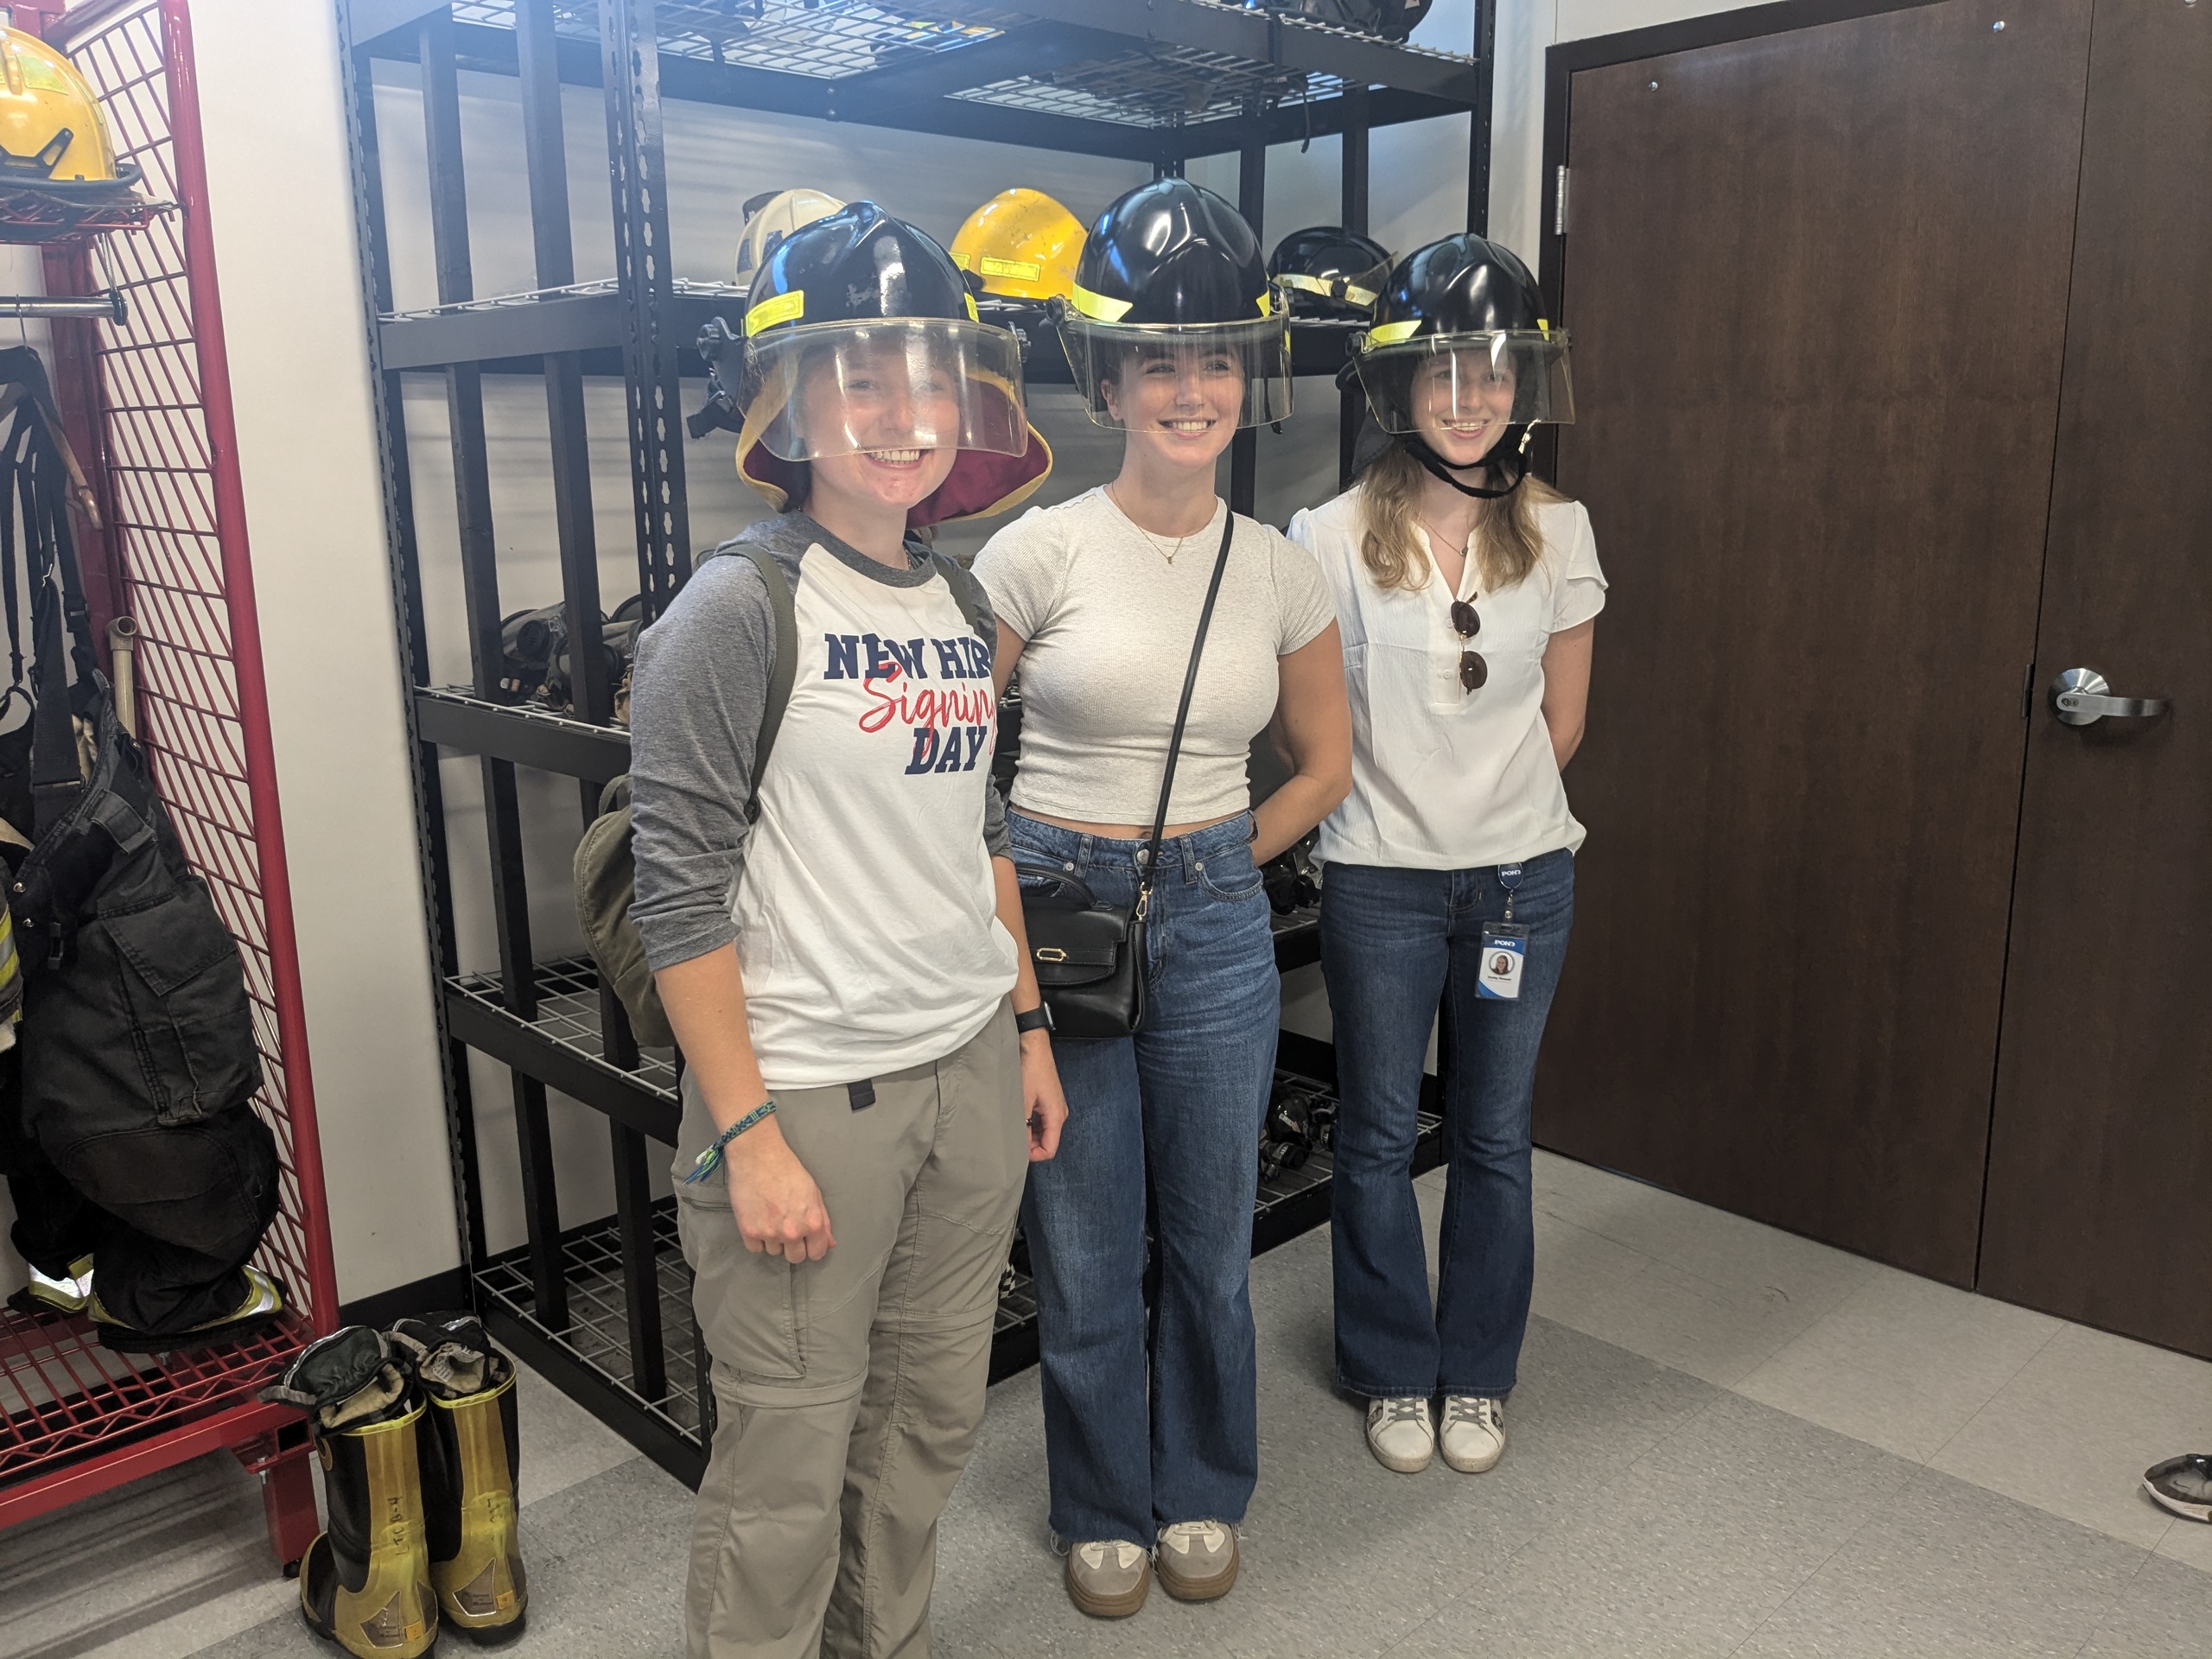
1355, 441, 1567, 594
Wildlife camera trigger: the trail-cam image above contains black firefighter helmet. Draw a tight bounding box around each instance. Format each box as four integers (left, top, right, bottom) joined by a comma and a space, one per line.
1268, 225, 1392, 320
735, 200, 1052, 527
1055, 178, 1292, 429
1346, 232, 1573, 498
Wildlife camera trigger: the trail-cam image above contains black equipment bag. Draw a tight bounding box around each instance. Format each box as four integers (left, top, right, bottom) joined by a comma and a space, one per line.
0, 346, 276, 1338
1016, 510, 1236, 1040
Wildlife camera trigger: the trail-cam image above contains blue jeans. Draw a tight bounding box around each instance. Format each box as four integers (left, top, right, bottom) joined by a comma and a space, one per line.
1319, 850, 1575, 1399
1009, 810, 1279, 1547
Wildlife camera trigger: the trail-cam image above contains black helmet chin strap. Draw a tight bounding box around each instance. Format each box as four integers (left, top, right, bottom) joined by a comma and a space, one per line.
1404, 426, 1535, 499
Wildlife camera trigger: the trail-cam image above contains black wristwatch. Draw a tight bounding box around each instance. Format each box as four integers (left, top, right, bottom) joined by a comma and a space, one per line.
1014, 1003, 1054, 1036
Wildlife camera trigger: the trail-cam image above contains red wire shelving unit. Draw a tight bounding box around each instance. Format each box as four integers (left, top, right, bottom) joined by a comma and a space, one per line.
0, 0, 336, 1566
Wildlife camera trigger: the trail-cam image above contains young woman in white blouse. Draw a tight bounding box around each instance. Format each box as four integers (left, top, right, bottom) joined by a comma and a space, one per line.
1287, 234, 1600, 1480
975, 180, 1350, 1618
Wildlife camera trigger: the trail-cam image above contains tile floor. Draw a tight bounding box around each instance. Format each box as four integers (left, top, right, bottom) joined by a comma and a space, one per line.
6, 1149, 2209, 1658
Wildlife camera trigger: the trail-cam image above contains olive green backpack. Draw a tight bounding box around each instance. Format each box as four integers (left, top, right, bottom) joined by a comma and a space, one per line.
574, 541, 989, 1050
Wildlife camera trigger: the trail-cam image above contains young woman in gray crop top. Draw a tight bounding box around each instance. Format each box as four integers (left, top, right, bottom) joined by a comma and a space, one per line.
971, 180, 1351, 1618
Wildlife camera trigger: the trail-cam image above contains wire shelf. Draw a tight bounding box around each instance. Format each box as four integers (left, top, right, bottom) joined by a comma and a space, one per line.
451, 0, 1022, 75
0, 184, 169, 246
479, 1201, 702, 1436
379, 275, 746, 326
442, 0, 1467, 130
0, 1303, 309, 1478
449, 954, 681, 1102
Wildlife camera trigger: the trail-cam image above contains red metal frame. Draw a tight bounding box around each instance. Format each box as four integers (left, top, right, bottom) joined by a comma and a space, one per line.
0, 0, 333, 1567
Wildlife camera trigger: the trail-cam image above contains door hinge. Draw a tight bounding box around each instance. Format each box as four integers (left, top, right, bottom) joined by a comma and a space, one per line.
1554, 165, 1570, 236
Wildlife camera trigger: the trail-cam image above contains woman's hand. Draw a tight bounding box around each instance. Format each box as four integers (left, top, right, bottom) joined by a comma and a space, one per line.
724, 1117, 836, 1263
1021, 1028, 1068, 1160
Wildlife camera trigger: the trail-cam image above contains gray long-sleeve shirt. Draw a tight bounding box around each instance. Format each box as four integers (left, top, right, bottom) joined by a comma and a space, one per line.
628, 511, 1011, 977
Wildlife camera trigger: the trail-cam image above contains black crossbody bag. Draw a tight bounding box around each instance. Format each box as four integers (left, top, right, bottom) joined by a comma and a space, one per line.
1015, 510, 1237, 1040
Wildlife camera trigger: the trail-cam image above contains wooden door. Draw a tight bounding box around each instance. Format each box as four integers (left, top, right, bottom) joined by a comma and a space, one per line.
1975, 3, 2212, 1355
1535, 0, 2093, 1282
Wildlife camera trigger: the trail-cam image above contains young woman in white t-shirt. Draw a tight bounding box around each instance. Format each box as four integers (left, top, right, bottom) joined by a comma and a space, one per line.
1287, 235, 1603, 1481
974, 180, 1350, 1618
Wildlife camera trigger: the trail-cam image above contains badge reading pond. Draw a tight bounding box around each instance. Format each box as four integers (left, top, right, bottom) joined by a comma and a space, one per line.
1477, 924, 1526, 1000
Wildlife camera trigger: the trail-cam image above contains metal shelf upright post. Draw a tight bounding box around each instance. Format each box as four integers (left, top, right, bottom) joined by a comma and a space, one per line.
344, 0, 1494, 1489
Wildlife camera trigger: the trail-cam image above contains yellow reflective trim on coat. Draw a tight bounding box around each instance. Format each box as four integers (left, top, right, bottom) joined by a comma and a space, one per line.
744, 289, 804, 336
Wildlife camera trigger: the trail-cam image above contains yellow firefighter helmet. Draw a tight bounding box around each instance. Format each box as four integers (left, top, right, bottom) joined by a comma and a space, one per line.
0, 27, 126, 188
949, 188, 1086, 304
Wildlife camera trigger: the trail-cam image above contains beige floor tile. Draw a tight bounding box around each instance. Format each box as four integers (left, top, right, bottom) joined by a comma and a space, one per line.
513, 1355, 640, 1507
1931, 1319, 2212, 1550
2153, 1510, 2212, 1575
1735, 1267, 2063, 1461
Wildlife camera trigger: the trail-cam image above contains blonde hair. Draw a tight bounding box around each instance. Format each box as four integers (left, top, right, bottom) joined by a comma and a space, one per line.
1355, 441, 1567, 594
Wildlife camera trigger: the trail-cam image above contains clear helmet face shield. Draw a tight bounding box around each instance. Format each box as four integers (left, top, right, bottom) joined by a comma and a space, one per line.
1054, 307, 1294, 432
1353, 328, 1574, 437
743, 317, 1031, 463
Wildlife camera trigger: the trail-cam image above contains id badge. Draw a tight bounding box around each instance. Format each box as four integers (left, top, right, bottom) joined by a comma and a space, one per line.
1478, 923, 1529, 1000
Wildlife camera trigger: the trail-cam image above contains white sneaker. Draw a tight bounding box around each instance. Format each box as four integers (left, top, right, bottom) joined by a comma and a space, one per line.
1440, 1395, 1504, 1473
1365, 1395, 1434, 1473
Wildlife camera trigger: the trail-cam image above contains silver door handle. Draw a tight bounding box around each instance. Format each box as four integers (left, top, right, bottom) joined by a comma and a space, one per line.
2050, 667, 2171, 727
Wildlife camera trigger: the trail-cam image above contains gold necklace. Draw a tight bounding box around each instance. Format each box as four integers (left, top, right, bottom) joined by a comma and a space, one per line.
1109, 485, 1198, 566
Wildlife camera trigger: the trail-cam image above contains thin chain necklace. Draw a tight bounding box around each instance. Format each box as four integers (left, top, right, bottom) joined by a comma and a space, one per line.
1109, 484, 1203, 566
1422, 518, 1478, 597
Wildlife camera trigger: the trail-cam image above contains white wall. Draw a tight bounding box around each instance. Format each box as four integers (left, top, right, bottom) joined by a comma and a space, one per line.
73, 0, 1763, 1302
183, 0, 458, 1305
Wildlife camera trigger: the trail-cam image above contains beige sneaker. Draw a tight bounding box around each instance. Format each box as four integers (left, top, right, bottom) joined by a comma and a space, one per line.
1064, 1539, 1151, 1618
1154, 1520, 1238, 1602
1440, 1395, 1505, 1473
1366, 1395, 1435, 1473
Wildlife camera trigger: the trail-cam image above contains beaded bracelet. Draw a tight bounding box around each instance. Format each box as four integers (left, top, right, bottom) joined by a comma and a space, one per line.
682, 1099, 778, 1185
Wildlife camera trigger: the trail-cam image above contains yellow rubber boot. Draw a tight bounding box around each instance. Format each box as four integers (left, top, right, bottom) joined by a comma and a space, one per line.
262, 1327, 438, 1659
392, 1314, 527, 1643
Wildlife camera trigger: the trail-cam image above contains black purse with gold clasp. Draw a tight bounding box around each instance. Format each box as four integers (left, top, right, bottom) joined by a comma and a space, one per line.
1016, 510, 1236, 1039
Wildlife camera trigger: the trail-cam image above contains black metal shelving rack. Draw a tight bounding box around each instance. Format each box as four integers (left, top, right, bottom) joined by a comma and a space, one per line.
340, 0, 1496, 1488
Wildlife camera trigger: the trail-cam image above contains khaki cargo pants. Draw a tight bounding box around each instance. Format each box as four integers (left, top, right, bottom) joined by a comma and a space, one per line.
673, 1006, 1027, 1659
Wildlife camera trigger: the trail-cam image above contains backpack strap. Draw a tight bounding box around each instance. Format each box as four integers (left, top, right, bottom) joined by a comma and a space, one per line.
723, 542, 797, 826
926, 549, 995, 652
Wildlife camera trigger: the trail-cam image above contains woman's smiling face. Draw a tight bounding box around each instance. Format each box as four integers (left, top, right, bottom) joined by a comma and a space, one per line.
1409, 346, 1518, 467
1103, 344, 1245, 467
798, 339, 959, 512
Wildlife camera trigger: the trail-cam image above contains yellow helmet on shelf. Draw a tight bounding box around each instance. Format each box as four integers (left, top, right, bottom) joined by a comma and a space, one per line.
949, 188, 1086, 304
0, 27, 125, 188
734, 188, 845, 291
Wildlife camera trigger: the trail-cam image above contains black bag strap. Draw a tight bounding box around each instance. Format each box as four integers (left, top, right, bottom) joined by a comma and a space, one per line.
1137, 506, 1238, 918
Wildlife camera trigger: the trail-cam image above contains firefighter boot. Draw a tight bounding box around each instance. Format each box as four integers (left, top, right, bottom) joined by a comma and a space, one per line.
391, 1313, 527, 1643
262, 1326, 438, 1658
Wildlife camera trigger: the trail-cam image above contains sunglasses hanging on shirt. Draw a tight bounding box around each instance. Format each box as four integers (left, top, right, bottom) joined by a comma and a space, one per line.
1451, 598, 1487, 691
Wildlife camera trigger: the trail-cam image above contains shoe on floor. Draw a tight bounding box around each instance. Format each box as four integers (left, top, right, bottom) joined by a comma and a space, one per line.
1366, 1395, 1434, 1473
2145, 1454, 2212, 1522
1155, 1519, 1238, 1602
1440, 1395, 1505, 1473
1064, 1539, 1150, 1618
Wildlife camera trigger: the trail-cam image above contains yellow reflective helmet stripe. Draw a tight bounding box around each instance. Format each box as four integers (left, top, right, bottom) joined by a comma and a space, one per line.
1069, 282, 1132, 322
978, 255, 1044, 282
744, 289, 804, 336
1365, 319, 1423, 346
